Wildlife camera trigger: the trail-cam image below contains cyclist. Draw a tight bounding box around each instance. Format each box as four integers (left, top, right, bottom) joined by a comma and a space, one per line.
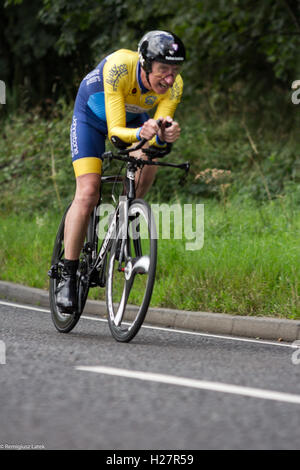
56, 30, 186, 313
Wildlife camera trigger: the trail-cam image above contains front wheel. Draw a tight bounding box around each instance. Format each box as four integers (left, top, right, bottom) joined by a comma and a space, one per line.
106, 199, 157, 342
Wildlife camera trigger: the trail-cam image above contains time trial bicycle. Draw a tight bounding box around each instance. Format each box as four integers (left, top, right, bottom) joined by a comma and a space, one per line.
48, 132, 190, 342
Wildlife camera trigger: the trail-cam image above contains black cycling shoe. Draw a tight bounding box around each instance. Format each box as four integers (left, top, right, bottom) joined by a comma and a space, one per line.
56, 269, 77, 314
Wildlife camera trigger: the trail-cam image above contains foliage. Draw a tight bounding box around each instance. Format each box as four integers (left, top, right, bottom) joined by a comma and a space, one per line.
1, 0, 300, 109
1, 0, 299, 210
0, 95, 299, 217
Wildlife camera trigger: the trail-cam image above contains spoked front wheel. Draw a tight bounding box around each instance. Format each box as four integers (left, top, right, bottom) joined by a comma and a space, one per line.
106, 199, 157, 342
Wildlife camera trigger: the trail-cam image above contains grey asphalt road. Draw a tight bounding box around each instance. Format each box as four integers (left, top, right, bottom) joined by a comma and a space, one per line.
0, 300, 300, 451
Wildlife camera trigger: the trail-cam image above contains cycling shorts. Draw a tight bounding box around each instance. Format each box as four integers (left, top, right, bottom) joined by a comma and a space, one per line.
70, 111, 149, 178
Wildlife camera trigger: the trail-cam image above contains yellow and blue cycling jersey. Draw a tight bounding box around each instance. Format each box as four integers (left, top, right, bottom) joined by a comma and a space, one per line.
71, 49, 183, 177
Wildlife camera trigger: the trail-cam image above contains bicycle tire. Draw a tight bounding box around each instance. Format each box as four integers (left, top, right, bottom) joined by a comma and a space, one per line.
49, 204, 91, 333
106, 199, 157, 342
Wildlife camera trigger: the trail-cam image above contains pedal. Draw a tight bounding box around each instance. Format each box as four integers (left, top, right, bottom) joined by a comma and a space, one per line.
88, 268, 106, 288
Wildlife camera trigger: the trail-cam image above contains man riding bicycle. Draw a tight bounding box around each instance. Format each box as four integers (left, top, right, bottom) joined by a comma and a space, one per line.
56, 30, 186, 313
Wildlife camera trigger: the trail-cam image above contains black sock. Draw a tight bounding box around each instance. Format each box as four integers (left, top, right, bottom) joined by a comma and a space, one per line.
64, 258, 79, 275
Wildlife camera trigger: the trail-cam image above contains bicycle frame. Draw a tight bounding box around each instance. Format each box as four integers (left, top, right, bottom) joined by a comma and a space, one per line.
87, 152, 150, 278
48, 132, 190, 339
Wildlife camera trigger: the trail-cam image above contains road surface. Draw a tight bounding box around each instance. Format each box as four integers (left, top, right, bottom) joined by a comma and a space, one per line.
0, 300, 299, 450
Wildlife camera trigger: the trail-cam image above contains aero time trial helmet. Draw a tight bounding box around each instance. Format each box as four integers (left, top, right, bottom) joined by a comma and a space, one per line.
138, 30, 186, 73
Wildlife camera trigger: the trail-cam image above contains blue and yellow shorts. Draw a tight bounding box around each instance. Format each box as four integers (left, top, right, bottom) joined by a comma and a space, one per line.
70, 112, 149, 178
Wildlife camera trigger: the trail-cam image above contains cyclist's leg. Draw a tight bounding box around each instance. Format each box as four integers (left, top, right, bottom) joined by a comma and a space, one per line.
56, 117, 104, 312
67, 116, 105, 256
64, 173, 101, 260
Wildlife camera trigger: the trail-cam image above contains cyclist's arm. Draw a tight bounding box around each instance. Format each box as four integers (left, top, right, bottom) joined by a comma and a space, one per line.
149, 75, 183, 147
103, 59, 139, 145
104, 58, 183, 147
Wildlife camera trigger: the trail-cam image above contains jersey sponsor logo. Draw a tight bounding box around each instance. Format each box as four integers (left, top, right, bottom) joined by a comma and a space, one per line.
106, 63, 128, 91
84, 69, 102, 87
71, 116, 79, 156
145, 95, 157, 106
86, 75, 101, 86
85, 69, 100, 81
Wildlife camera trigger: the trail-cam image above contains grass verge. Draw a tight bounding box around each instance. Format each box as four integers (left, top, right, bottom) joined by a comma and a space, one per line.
0, 196, 299, 319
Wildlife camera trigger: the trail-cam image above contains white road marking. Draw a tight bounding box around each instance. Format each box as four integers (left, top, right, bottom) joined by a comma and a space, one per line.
0, 299, 297, 349
76, 365, 300, 405
0, 300, 50, 313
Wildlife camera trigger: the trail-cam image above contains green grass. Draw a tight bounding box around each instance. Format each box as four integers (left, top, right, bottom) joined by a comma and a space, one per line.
154, 197, 300, 318
1, 196, 299, 319
0, 212, 61, 288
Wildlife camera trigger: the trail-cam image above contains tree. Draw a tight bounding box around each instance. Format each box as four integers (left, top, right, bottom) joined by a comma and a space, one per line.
1, 0, 300, 108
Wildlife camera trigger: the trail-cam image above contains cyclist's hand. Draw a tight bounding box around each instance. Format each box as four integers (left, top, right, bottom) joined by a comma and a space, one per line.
140, 119, 160, 140
158, 116, 181, 143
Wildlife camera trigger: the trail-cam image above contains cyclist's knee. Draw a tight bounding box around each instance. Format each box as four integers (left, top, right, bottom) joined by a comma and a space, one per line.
74, 174, 100, 213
